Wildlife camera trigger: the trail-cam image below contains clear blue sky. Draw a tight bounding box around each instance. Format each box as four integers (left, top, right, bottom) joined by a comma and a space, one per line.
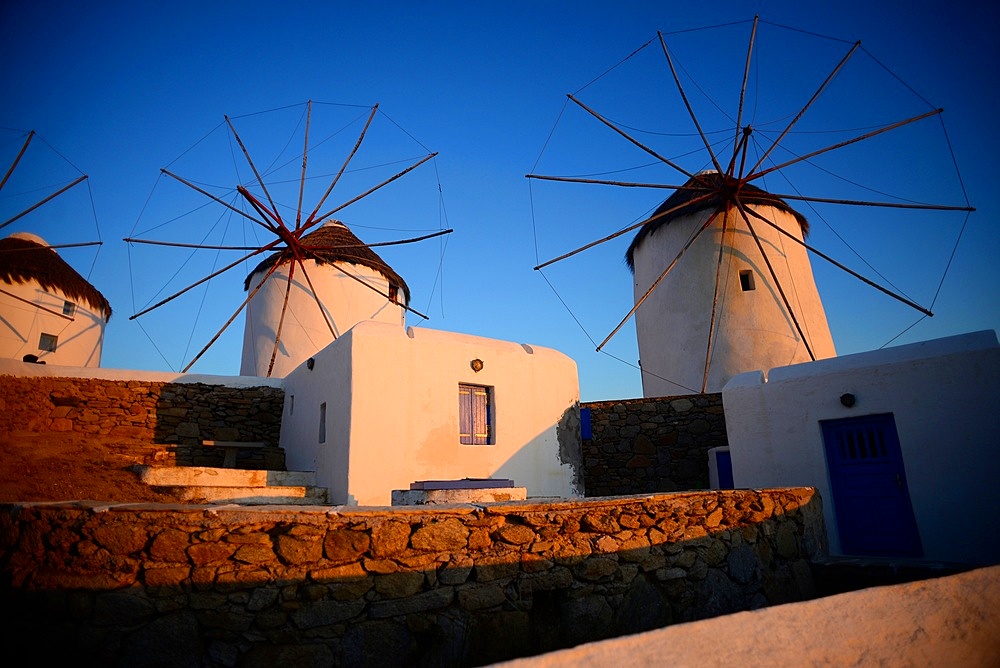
2, 1, 997, 401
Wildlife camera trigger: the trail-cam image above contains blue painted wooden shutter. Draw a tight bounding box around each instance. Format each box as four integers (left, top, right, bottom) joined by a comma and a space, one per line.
459, 384, 491, 445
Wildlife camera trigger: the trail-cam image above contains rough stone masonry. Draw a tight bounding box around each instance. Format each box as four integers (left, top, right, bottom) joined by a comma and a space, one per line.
0, 488, 823, 667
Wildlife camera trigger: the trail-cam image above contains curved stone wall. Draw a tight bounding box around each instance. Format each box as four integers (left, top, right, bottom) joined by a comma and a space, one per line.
0, 488, 823, 666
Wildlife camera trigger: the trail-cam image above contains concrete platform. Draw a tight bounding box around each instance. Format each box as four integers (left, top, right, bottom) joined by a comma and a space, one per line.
133, 465, 328, 505
165, 485, 327, 505
135, 465, 316, 488
392, 487, 527, 505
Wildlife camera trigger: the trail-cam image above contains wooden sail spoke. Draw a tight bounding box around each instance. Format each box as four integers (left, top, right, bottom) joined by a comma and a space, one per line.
733, 197, 816, 361
307, 152, 437, 228
306, 104, 379, 227
267, 263, 297, 377
225, 115, 286, 232
534, 189, 718, 271
0, 130, 35, 192
747, 40, 861, 176
596, 208, 723, 352
295, 101, 312, 230
330, 261, 430, 320
739, 202, 934, 316
302, 228, 453, 252
657, 31, 724, 175
702, 211, 731, 392
295, 258, 339, 339
238, 186, 285, 232
525, 174, 692, 190
566, 94, 706, 185
160, 169, 269, 228
0, 175, 88, 231
761, 191, 974, 212
180, 258, 286, 373
123, 239, 270, 251
729, 17, 758, 177
748, 108, 945, 182
129, 239, 282, 320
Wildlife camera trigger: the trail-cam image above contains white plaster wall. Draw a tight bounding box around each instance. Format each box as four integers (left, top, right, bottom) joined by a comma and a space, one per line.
0, 281, 105, 367
632, 204, 835, 396
722, 330, 1000, 565
240, 259, 405, 377
280, 320, 582, 506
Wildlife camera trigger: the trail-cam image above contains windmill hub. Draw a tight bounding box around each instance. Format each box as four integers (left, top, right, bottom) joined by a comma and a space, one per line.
717, 174, 744, 208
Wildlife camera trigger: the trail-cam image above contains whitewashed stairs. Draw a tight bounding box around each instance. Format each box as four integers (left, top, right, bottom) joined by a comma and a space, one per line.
134, 466, 328, 505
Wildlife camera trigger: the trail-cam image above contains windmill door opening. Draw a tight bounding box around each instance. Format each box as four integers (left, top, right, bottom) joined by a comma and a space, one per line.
821, 413, 922, 558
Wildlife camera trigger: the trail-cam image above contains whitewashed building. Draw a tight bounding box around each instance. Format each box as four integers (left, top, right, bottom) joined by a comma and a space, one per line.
627, 172, 836, 396
241, 221, 408, 378
279, 320, 583, 506
0, 232, 111, 367
721, 330, 1000, 566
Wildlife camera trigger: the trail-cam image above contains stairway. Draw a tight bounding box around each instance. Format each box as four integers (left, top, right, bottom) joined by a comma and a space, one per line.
134, 465, 329, 505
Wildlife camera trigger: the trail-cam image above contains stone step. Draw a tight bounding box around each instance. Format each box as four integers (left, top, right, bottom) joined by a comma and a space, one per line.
158, 484, 329, 505
135, 465, 316, 488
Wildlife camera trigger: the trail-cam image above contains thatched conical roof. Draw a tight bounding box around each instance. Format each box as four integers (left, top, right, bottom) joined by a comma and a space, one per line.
625, 172, 809, 272
244, 221, 410, 304
0, 233, 112, 320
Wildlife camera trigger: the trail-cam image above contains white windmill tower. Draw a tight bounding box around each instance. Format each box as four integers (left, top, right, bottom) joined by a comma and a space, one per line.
626, 171, 835, 395
527, 19, 973, 398
125, 101, 449, 377
0, 129, 107, 367
0, 232, 111, 366
240, 219, 410, 377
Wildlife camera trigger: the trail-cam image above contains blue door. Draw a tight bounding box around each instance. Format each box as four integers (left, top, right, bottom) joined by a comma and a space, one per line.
821, 413, 922, 557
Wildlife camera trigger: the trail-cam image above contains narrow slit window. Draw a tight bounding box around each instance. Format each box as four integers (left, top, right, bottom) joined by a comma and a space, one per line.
38, 333, 58, 352
739, 270, 756, 292
459, 383, 493, 445
318, 402, 326, 444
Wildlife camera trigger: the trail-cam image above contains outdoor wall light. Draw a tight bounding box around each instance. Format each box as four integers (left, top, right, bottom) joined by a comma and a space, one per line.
471, 358, 484, 372
840, 393, 856, 407
306, 357, 315, 370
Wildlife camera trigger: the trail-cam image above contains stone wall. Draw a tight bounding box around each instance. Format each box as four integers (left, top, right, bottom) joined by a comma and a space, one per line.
0, 375, 285, 469
0, 488, 824, 667
582, 394, 727, 496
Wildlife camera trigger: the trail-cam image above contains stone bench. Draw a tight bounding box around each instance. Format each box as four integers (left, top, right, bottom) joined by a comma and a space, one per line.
201, 440, 266, 468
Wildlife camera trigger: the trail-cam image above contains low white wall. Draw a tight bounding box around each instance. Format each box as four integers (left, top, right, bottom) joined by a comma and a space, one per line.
0, 357, 283, 388
722, 330, 1000, 565
280, 320, 582, 506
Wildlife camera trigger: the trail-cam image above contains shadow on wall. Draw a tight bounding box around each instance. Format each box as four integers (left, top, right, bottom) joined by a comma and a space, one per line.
152, 383, 283, 446
581, 394, 729, 496
488, 404, 585, 498
0, 489, 824, 667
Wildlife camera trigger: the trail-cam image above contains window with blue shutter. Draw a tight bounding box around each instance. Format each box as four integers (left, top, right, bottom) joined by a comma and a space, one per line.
459, 383, 493, 445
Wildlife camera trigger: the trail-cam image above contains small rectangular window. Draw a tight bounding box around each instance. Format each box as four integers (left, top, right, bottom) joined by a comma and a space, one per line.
38, 333, 58, 352
739, 270, 756, 292
318, 402, 327, 444
62, 301, 76, 317
459, 383, 493, 445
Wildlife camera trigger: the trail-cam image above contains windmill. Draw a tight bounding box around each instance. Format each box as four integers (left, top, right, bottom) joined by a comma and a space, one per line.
125, 101, 450, 377
0, 129, 108, 366
527, 17, 974, 396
